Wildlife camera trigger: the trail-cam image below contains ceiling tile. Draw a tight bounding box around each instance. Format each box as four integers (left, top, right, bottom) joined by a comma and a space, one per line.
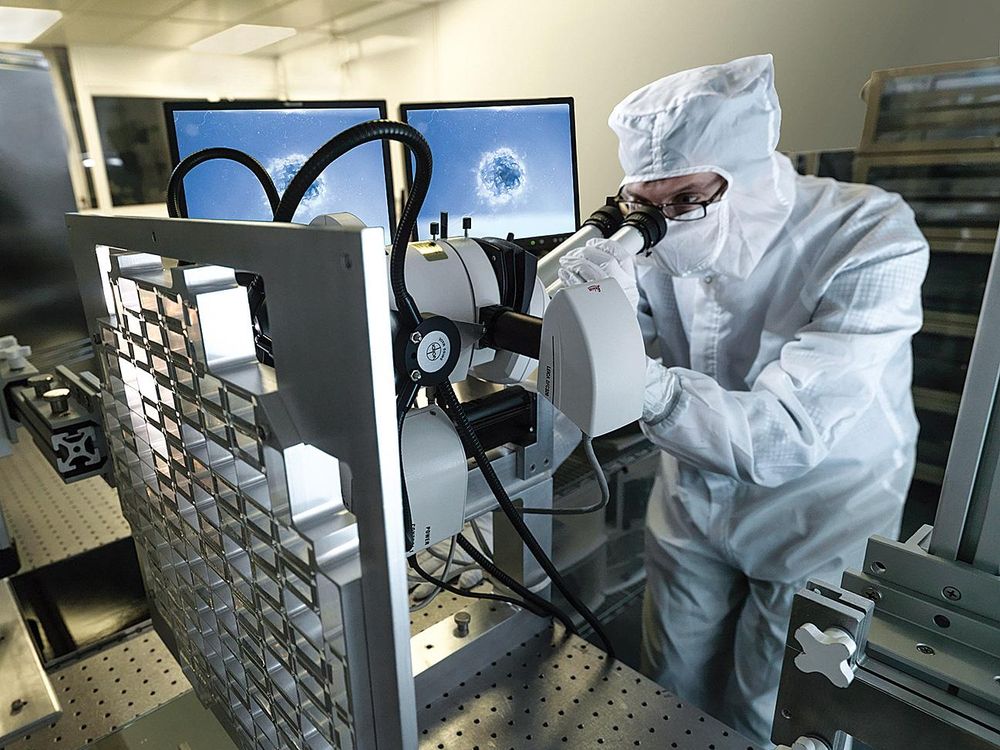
32, 11, 148, 44
122, 17, 226, 48
74, 0, 187, 16
329, 0, 418, 33
249, 28, 327, 56
169, 0, 282, 23
247, 0, 379, 29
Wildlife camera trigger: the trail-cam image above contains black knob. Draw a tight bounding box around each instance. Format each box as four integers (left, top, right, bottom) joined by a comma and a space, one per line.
462, 216, 472, 237
43, 387, 71, 416
429, 221, 440, 239
28, 373, 54, 398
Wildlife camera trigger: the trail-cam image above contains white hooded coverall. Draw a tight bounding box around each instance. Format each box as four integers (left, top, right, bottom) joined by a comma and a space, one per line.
608, 55, 928, 745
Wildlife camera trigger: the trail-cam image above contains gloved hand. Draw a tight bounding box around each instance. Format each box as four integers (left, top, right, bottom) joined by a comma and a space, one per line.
643, 357, 680, 424
557, 238, 640, 311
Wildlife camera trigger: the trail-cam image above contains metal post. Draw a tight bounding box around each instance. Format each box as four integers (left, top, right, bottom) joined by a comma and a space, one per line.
931, 220, 1000, 573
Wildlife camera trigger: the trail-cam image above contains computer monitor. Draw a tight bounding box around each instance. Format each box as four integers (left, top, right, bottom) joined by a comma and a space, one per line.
399, 97, 580, 253
164, 100, 395, 238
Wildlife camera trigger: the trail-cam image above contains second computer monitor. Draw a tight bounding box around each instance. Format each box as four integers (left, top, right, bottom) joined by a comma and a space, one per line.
165, 100, 395, 238
400, 98, 580, 252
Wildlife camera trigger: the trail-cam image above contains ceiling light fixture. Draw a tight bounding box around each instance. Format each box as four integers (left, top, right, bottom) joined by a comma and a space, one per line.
0, 6, 62, 43
189, 23, 296, 55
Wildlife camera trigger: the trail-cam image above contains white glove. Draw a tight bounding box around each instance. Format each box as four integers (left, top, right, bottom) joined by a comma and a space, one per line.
557, 238, 640, 312
643, 357, 680, 424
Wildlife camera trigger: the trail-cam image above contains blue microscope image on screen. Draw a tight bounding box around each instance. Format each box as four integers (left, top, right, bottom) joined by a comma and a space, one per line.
405, 103, 576, 240
171, 107, 391, 238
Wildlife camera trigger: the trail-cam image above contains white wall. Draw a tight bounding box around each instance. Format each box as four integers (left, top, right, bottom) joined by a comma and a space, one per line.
68, 45, 280, 212
280, 0, 1000, 212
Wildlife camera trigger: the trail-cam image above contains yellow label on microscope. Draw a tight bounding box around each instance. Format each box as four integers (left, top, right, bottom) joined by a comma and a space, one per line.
411, 241, 448, 261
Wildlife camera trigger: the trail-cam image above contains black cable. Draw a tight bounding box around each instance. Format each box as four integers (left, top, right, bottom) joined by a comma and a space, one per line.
271, 119, 430, 330
408, 555, 549, 617
166, 147, 280, 219
270, 121, 432, 551
166, 148, 280, 366
436, 382, 616, 658
523, 436, 611, 516
455, 535, 577, 635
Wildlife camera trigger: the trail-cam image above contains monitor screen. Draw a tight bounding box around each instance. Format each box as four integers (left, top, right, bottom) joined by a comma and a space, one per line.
165, 101, 394, 239
400, 98, 579, 251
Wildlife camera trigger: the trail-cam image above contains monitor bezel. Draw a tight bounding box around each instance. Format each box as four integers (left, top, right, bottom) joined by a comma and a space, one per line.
163, 99, 396, 237
398, 97, 581, 252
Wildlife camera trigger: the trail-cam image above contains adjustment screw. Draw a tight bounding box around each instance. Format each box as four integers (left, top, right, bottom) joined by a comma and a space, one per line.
410, 331, 423, 344
410, 370, 422, 382
454, 611, 471, 638
10, 698, 27, 715
43, 387, 70, 416
862, 587, 882, 603
27, 373, 54, 398
942, 586, 962, 601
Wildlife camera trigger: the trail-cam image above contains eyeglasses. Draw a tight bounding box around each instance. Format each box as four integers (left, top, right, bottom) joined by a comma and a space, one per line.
615, 183, 728, 222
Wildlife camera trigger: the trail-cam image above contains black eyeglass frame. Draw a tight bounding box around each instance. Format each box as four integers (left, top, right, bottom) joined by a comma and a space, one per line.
615, 182, 728, 222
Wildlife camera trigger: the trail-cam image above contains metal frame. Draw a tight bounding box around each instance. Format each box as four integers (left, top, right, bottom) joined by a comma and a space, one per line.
931, 219, 1000, 571
66, 214, 415, 749
0, 579, 61, 745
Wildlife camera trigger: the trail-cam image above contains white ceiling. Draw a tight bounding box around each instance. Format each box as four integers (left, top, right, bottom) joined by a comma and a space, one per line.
6, 0, 437, 55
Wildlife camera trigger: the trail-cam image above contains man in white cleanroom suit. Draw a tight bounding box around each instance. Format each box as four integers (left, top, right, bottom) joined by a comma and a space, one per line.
558, 54, 928, 746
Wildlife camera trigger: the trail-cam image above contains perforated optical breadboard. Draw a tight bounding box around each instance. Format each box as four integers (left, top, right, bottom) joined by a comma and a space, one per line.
417, 627, 757, 749
0, 437, 129, 571
94, 250, 363, 750
0, 629, 190, 750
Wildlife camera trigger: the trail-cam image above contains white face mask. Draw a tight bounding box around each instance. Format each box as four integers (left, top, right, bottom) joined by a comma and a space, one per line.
646, 199, 730, 277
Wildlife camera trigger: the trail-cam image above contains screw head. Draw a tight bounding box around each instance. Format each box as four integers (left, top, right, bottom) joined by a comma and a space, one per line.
916, 643, 935, 655
410, 331, 423, 344
409, 370, 422, 382
454, 610, 471, 637
256, 424, 270, 441
780, 708, 792, 720
10, 698, 26, 715
942, 586, 962, 601
862, 587, 882, 603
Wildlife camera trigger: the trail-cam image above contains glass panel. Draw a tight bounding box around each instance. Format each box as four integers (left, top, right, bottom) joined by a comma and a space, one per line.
867, 162, 1000, 230
92, 96, 189, 206
874, 63, 1000, 146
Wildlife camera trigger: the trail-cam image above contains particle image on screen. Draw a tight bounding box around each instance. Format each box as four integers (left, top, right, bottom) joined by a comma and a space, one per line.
477, 147, 527, 206
401, 99, 579, 243
165, 101, 394, 240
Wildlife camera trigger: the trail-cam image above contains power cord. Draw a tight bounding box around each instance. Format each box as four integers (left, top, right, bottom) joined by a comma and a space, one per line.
523, 436, 610, 515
